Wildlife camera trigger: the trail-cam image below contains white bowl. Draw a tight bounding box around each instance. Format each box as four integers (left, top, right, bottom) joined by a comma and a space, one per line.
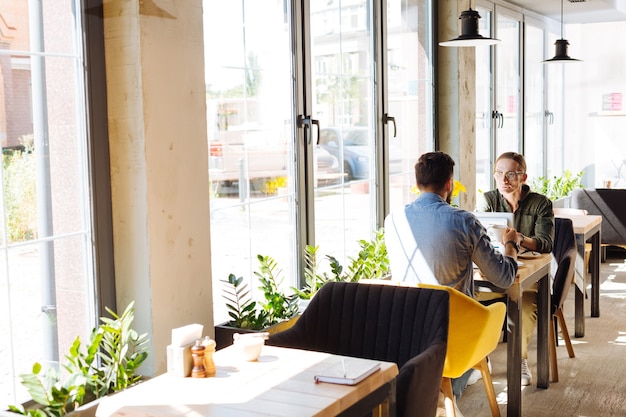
233, 333, 266, 361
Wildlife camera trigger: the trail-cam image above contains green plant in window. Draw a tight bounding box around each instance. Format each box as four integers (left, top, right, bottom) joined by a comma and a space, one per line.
220, 273, 267, 330
3, 142, 37, 242
9, 302, 149, 417
255, 254, 299, 326
530, 170, 584, 201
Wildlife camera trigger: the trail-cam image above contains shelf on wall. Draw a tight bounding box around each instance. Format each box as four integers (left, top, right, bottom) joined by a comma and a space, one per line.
589, 111, 626, 116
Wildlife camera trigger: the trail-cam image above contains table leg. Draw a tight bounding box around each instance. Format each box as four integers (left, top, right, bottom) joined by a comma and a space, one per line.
574, 235, 586, 338
506, 292, 522, 417
536, 274, 550, 389
590, 231, 601, 318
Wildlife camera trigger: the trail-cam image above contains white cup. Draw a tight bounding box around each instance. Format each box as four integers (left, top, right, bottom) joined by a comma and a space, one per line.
490, 224, 507, 244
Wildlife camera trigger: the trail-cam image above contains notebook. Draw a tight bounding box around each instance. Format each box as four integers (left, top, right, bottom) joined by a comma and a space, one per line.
314, 357, 381, 385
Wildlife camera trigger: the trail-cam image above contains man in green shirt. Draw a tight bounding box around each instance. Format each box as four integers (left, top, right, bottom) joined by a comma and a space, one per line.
477, 151, 555, 386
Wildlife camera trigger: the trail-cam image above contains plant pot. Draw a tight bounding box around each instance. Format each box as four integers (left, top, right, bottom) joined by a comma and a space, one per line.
214, 315, 300, 350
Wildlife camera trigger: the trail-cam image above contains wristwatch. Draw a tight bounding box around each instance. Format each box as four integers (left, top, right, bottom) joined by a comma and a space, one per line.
505, 240, 520, 254
520, 234, 526, 247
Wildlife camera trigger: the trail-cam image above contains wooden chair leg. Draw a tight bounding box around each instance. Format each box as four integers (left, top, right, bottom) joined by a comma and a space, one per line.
556, 308, 576, 358
550, 314, 559, 382
474, 358, 501, 417
440, 377, 457, 417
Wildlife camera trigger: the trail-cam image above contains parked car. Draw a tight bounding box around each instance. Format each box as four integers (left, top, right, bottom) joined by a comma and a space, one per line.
319, 127, 402, 181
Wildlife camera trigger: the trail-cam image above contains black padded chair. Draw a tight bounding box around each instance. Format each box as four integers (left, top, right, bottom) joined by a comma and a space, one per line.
550, 217, 577, 382
268, 281, 450, 417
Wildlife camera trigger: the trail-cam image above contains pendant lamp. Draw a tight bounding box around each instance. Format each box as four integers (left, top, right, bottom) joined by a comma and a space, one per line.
543, 0, 581, 63
439, 2, 500, 47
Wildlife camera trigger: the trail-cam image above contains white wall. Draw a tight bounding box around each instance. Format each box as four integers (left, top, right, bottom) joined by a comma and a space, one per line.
566, 21, 626, 188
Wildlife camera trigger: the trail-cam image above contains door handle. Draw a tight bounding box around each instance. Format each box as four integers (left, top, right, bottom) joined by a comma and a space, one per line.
297, 115, 320, 144
384, 114, 397, 138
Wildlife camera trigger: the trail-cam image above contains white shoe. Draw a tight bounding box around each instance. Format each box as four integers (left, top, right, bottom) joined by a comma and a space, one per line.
521, 358, 532, 386
467, 357, 492, 386
436, 391, 465, 417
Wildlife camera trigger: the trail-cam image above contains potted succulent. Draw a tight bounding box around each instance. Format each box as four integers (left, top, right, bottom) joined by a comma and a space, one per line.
6, 302, 149, 417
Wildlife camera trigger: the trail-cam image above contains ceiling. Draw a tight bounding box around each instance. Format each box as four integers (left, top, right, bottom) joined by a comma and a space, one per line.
509, 0, 626, 24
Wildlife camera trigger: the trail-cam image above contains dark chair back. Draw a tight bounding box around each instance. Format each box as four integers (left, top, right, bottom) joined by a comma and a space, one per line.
552, 217, 577, 313
268, 281, 449, 417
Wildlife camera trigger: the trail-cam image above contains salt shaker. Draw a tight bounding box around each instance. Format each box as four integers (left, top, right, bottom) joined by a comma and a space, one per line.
191, 339, 207, 378
202, 336, 216, 377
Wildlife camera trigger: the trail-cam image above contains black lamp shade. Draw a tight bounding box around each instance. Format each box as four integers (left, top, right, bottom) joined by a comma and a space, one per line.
543, 39, 581, 63
439, 8, 500, 47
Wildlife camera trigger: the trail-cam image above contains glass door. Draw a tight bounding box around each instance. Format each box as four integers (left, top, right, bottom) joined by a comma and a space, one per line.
309, 0, 377, 263
524, 20, 546, 183
386, 0, 435, 213
475, 2, 521, 198
475, 3, 495, 197
494, 7, 521, 157
204, 0, 297, 323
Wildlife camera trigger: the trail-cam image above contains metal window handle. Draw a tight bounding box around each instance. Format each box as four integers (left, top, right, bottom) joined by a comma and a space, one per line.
384, 114, 397, 138
492, 110, 504, 128
297, 115, 320, 144
545, 110, 554, 124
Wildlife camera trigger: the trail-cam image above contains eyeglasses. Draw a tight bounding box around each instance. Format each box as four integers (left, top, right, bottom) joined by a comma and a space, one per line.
494, 171, 524, 180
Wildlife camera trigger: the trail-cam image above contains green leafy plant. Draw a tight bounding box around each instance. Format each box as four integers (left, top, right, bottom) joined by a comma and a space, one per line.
3, 142, 37, 242
292, 245, 333, 300
222, 229, 390, 328
220, 273, 267, 330
326, 228, 390, 283
254, 254, 299, 326
9, 302, 149, 417
530, 170, 584, 201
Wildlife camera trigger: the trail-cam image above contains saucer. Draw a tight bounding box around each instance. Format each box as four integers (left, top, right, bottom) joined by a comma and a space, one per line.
518, 250, 541, 259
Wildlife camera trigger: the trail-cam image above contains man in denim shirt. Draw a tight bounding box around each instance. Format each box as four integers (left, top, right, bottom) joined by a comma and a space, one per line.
385, 151, 520, 403
385, 151, 519, 295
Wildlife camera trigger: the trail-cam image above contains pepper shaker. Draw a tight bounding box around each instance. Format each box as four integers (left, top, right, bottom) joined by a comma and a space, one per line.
191, 339, 207, 378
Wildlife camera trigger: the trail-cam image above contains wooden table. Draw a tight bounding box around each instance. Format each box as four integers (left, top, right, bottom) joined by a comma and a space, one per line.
475, 253, 552, 417
555, 213, 602, 337
96, 345, 399, 417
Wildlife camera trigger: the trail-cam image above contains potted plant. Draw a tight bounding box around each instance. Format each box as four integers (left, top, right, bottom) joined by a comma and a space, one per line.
215, 229, 391, 349
530, 170, 584, 205
7, 302, 149, 417
215, 255, 300, 349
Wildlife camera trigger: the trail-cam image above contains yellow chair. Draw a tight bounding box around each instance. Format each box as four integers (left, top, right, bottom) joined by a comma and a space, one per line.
418, 283, 505, 417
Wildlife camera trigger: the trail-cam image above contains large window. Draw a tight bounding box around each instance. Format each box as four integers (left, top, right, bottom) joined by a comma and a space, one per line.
204, 0, 434, 324
0, 1, 106, 408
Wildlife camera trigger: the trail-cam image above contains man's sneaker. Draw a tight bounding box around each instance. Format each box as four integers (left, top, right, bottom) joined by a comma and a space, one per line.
467, 357, 492, 386
521, 358, 532, 386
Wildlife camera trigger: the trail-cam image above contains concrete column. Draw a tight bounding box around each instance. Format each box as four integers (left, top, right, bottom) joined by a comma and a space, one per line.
103, 0, 213, 375
437, 0, 477, 210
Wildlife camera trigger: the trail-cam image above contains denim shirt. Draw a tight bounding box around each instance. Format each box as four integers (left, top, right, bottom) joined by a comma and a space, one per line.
392, 192, 517, 296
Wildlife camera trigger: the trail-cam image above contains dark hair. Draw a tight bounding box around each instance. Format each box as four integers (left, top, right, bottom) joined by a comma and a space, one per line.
496, 152, 527, 173
414, 151, 455, 191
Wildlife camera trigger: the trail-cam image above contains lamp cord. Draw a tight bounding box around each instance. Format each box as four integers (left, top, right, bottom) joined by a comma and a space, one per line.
560, 0, 564, 39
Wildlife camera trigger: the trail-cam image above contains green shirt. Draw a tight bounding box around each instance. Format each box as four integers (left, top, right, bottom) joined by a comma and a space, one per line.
478, 184, 555, 253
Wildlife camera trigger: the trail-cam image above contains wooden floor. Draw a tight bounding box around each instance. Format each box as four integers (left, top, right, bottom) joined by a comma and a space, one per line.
457, 248, 626, 417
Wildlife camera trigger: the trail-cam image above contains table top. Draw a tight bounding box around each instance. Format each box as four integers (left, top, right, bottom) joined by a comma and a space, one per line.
475, 253, 552, 299
96, 345, 398, 417
555, 213, 602, 234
